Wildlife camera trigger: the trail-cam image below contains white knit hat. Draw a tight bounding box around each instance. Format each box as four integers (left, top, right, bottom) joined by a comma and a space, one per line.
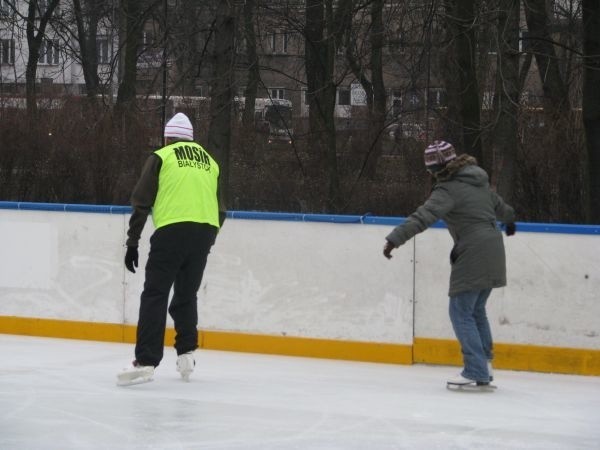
424, 140, 456, 167
164, 112, 194, 141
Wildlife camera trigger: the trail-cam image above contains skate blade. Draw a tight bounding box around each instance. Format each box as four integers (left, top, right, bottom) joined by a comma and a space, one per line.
446, 382, 497, 392
116, 375, 154, 387
116, 368, 154, 387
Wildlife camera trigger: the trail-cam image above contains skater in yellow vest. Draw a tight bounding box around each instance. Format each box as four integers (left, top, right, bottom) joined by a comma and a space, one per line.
118, 112, 225, 386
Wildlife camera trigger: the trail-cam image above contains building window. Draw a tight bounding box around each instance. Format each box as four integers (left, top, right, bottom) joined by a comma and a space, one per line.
0, 39, 15, 65
338, 88, 351, 106
268, 32, 276, 53
482, 91, 494, 110
270, 88, 285, 100
37, 0, 59, 17
38, 39, 60, 65
268, 31, 288, 54
96, 36, 109, 64
38, 0, 48, 14
391, 89, 402, 117
282, 32, 288, 54
406, 90, 421, 108
142, 31, 155, 50
427, 88, 446, 107
1, 0, 13, 15
138, 31, 161, 68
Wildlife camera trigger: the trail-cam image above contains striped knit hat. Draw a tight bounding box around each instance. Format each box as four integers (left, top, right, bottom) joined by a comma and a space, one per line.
423, 140, 456, 168
164, 112, 194, 141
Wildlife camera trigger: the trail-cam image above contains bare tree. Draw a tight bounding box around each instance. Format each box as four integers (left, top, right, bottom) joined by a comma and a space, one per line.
207, 0, 235, 209
583, 0, 600, 223
241, 0, 259, 129
24, 0, 61, 116
491, 0, 520, 202
115, 0, 145, 108
366, 0, 386, 177
524, 0, 570, 115
305, 0, 341, 211
522, 1, 584, 222
71, 0, 102, 100
442, 0, 482, 162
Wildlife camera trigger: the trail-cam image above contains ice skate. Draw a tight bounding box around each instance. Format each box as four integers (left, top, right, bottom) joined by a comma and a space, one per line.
446, 374, 496, 392
176, 351, 195, 382
116, 360, 154, 386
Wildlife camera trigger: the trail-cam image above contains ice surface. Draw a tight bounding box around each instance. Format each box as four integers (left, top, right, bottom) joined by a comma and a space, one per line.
0, 334, 598, 449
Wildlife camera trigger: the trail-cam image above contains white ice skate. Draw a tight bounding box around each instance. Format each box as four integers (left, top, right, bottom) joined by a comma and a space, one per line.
116, 361, 154, 386
176, 351, 195, 382
446, 374, 496, 392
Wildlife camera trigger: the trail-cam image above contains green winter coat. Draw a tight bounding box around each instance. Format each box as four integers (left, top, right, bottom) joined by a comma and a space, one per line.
386, 155, 515, 296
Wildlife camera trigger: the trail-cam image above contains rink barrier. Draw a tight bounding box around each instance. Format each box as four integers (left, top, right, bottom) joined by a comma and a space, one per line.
413, 338, 600, 376
1, 201, 599, 233
1, 201, 600, 376
2, 316, 600, 375
0, 316, 413, 364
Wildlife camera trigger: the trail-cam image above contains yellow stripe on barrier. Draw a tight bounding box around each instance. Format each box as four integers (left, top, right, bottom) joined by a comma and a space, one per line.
1, 316, 599, 375
0, 315, 130, 343
199, 330, 413, 364
413, 337, 600, 376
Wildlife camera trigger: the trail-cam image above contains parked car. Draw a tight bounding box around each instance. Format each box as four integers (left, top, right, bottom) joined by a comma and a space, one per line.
386, 122, 426, 143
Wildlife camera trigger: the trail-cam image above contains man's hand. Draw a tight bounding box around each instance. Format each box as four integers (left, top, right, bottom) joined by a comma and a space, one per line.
125, 246, 139, 273
383, 240, 395, 259
505, 222, 516, 236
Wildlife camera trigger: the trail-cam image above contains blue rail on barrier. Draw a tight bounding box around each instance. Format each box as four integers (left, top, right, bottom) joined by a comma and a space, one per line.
0, 201, 131, 214
0, 201, 599, 235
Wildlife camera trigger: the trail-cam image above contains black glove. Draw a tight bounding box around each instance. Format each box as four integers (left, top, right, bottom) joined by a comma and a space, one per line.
125, 246, 139, 273
383, 240, 395, 259
505, 222, 516, 236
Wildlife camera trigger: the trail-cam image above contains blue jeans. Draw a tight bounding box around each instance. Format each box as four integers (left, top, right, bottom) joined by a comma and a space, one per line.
449, 289, 493, 382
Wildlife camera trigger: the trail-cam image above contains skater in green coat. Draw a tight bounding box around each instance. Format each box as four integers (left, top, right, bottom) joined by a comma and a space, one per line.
383, 140, 516, 388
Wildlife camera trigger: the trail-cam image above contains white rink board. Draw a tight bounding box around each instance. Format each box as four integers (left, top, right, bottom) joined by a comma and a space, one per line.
0, 207, 599, 350
0, 210, 126, 324
413, 228, 600, 349
199, 220, 414, 343
0, 210, 414, 344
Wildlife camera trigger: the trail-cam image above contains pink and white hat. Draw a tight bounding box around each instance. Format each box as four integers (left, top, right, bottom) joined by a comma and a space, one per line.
423, 140, 456, 167
164, 112, 194, 141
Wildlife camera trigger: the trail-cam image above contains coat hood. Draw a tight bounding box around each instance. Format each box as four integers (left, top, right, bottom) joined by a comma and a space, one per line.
435, 154, 488, 187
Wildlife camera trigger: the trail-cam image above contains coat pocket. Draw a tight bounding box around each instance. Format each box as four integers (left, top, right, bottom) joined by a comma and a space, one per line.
450, 246, 458, 264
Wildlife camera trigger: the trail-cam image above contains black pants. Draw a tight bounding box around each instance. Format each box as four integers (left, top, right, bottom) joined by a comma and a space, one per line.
135, 222, 217, 367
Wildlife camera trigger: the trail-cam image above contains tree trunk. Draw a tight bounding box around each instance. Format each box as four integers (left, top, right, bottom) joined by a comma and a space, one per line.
492, 0, 520, 203
524, 0, 577, 221
25, 0, 61, 117
444, 0, 482, 162
363, 0, 386, 180
305, 0, 339, 212
523, 0, 570, 115
116, 0, 143, 108
207, 1, 235, 210
583, 0, 600, 223
73, 0, 100, 100
242, 0, 259, 130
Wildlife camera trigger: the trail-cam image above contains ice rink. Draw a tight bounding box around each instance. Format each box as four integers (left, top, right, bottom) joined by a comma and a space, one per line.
1, 334, 598, 450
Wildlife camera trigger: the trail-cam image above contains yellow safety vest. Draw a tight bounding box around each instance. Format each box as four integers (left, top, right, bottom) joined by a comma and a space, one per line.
152, 141, 220, 229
